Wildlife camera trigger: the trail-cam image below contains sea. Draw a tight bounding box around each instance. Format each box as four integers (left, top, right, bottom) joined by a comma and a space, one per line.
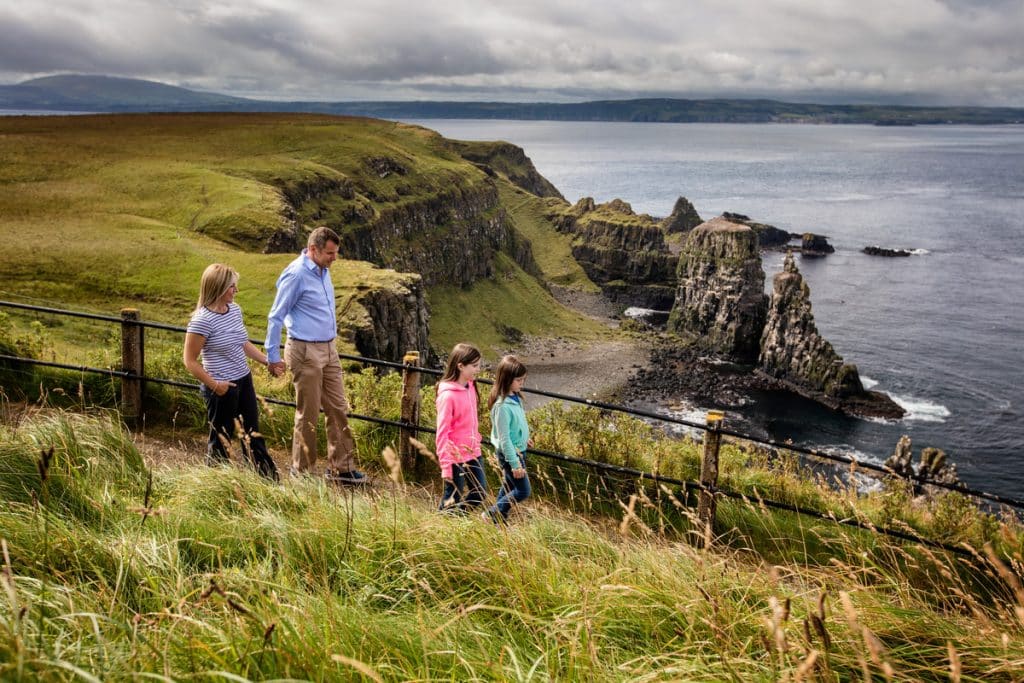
410, 119, 1024, 499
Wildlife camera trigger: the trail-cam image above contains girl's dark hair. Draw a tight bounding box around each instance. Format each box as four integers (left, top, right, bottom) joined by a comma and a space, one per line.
441, 343, 482, 383
488, 355, 527, 409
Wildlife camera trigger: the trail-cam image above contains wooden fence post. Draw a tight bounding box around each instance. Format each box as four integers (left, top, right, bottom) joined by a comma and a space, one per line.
120, 308, 145, 429
695, 410, 724, 548
399, 350, 421, 478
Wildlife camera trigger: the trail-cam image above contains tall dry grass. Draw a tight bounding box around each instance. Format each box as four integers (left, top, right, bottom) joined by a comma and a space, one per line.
2, 407, 1024, 680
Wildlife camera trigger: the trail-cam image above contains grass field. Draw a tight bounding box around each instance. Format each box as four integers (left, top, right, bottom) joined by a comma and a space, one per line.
0, 113, 603, 358
3, 407, 1024, 681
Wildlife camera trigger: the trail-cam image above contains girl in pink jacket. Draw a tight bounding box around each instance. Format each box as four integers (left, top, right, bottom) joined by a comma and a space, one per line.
435, 343, 489, 512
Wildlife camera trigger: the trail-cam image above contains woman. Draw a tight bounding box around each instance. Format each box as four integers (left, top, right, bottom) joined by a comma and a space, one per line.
183, 263, 278, 480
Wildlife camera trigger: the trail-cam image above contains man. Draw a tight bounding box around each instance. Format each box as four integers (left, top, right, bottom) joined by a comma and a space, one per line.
266, 226, 366, 484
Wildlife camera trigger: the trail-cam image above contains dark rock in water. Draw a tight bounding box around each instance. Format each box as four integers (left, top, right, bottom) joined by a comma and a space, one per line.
668, 217, 767, 363
885, 435, 915, 477
801, 233, 834, 256
721, 212, 797, 249
760, 253, 864, 398
863, 245, 912, 257
759, 253, 904, 418
919, 447, 959, 486
883, 435, 960, 492
656, 226, 904, 419
661, 196, 703, 234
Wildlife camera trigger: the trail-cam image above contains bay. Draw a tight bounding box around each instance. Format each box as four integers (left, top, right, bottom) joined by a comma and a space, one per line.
411, 119, 1024, 498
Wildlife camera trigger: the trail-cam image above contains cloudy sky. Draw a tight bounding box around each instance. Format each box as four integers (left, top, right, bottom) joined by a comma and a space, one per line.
3, 0, 1023, 105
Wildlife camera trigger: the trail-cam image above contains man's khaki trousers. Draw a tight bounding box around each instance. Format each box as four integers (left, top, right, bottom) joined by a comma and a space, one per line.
285, 339, 356, 473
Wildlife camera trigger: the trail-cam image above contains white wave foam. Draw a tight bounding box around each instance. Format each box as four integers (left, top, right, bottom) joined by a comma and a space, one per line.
909, 248, 930, 255
891, 394, 952, 423
860, 375, 879, 390
623, 306, 658, 318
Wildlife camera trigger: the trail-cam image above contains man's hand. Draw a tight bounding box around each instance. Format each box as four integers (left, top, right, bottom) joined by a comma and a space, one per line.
269, 360, 286, 377
512, 467, 526, 479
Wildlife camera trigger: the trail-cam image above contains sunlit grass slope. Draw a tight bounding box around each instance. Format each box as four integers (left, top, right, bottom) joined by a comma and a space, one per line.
0, 113, 600, 354
3, 409, 1024, 681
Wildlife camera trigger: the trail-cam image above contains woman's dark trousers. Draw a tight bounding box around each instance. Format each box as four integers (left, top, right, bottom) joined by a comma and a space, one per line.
200, 372, 278, 480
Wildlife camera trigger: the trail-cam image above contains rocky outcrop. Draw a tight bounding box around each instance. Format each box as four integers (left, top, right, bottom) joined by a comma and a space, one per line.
337, 182, 506, 287
759, 252, 863, 398
548, 197, 677, 307
659, 222, 903, 417
281, 173, 541, 288
758, 253, 904, 417
721, 212, 796, 249
338, 271, 432, 364
448, 140, 564, 199
667, 218, 767, 363
801, 233, 834, 256
884, 435, 960, 490
863, 245, 912, 257
661, 196, 703, 234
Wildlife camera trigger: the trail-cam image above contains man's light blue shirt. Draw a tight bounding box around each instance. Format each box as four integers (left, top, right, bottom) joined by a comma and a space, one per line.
265, 250, 337, 363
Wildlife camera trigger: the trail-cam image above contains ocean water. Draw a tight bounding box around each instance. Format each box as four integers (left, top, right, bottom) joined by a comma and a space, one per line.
411, 119, 1024, 498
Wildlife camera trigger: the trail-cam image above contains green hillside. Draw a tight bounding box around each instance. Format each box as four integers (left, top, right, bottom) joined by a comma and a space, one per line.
0, 113, 603, 356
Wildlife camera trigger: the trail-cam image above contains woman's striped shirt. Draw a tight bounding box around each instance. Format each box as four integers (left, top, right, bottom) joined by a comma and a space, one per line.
186, 303, 251, 381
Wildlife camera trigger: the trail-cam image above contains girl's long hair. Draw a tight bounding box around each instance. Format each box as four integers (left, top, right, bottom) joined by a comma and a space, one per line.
441, 342, 482, 383
488, 355, 527, 409
195, 263, 238, 314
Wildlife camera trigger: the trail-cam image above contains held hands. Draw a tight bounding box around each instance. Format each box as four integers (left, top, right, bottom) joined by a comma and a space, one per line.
268, 360, 287, 377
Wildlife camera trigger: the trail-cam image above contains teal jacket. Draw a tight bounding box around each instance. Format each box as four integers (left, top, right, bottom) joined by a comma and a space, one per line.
489, 394, 529, 469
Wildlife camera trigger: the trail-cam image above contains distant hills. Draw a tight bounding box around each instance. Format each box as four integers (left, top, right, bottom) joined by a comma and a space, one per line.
3, 74, 1024, 125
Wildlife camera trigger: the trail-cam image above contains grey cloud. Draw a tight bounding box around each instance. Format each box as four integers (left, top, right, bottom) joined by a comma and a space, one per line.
1, 0, 1023, 105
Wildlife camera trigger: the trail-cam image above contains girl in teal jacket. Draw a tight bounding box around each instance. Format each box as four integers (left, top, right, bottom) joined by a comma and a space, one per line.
484, 355, 531, 522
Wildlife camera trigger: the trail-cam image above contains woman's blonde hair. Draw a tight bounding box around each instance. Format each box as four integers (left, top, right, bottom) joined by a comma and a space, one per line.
488, 355, 527, 409
441, 342, 482, 383
195, 263, 238, 313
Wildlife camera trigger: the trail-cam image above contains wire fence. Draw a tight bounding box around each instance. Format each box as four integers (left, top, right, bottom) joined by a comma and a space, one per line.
1, 299, 1018, 558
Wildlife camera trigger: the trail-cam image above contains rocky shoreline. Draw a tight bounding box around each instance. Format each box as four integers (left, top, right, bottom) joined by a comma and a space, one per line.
617, 342, 905, 420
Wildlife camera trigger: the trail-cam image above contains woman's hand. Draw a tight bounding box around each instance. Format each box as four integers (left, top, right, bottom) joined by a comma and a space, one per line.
512, 467, 526, 479
212, 379, 236, 396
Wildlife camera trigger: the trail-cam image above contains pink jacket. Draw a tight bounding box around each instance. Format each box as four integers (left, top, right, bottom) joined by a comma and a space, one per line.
435, 380, 482, 478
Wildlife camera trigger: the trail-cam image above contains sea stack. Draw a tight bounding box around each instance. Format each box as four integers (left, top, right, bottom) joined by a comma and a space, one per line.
667, 217, 767, 363
759, 252, 863, 398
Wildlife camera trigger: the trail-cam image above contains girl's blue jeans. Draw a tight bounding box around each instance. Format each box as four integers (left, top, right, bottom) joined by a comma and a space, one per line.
438, 456, 488, 512
489, 453, 531, 520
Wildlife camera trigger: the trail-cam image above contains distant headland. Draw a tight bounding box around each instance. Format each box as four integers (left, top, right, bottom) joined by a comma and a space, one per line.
3, 74, 1024, 125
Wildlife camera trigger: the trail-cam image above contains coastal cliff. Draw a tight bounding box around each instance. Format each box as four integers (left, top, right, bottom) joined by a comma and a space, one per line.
274, 163, 541, 288
663, 219, 904, 418
547, 197, 677, 307
447, 140, 565, 200
667, 218, 767, 363
338, 269, 432, 364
